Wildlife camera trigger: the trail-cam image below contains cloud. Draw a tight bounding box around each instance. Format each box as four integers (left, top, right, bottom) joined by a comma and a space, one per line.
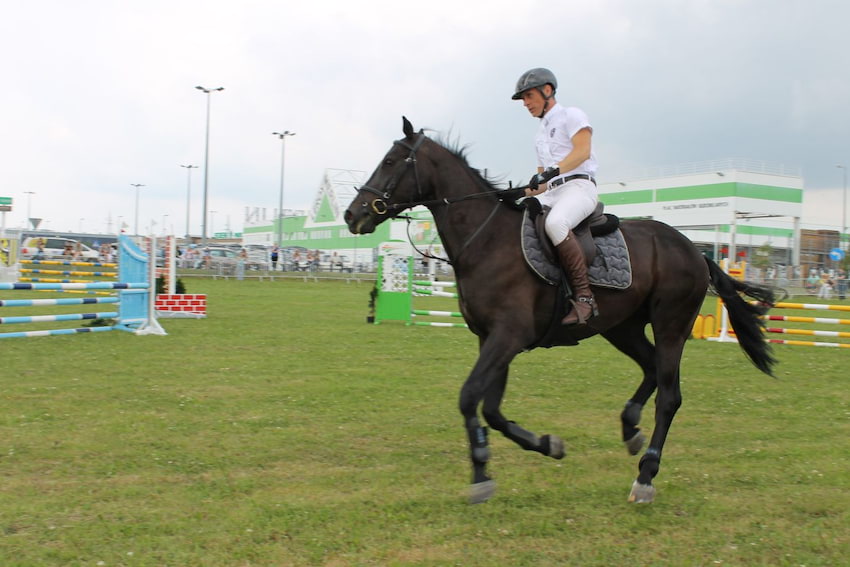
2, 0, 849, 234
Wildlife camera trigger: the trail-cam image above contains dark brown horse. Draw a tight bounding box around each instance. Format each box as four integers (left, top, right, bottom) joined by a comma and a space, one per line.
344, 117, 775, 504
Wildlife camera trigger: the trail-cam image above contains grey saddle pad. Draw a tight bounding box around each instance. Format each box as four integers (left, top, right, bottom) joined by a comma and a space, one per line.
521, 208, 633, 289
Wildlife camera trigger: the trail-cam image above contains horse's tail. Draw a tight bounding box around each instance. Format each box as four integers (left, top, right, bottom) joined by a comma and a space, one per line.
705, 257, 777, 376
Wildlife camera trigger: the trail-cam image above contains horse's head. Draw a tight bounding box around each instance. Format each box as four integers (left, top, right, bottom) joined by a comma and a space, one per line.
345, 117, 432, 235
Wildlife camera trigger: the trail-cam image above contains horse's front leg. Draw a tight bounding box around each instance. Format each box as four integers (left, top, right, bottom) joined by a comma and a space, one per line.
482, 368, 566, 460
458, 336, 524, 504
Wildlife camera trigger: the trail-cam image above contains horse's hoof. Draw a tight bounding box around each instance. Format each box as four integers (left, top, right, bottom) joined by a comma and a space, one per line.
542, 434, 566, 459
625, 431, 645, 456
469, 480, 497, 504
627, 480, 655, 503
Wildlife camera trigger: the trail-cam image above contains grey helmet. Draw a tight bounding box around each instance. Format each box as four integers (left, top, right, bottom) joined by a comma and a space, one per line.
511, 68, 558, 100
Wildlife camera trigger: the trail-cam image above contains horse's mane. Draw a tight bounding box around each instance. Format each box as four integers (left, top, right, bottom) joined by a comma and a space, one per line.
428, 130, 503, 193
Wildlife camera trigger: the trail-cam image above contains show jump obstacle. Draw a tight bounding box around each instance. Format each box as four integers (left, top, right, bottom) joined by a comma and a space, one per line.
693, 261, 850, 349
153, 235, 207, 319
371, 240, 467, 328
0, 235, 165, 339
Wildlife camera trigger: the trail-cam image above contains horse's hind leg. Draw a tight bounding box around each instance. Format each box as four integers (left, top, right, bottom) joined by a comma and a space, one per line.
481, 368, 566, 459
602, 322, 658, 456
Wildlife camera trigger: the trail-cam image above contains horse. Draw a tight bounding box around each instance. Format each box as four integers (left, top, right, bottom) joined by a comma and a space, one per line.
344, 117, 776, 504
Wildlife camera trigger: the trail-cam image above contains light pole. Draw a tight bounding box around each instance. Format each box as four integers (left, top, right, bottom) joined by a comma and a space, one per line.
838, 164, 847, 250
272, 130, 296, 247
180, 164, 198, 238
23, 191, 35, 228
196, 85, 225, 245
130, 184, 145, 236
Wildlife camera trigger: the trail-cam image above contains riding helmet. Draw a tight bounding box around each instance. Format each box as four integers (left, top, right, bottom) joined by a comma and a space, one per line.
511, 68, 558, 100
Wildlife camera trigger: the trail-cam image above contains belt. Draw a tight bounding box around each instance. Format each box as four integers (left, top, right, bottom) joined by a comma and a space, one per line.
549, 174, 596, 188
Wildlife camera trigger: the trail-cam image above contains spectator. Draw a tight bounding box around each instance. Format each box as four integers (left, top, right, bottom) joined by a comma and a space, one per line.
202, 247, 212, 269
270, 245, 280, 271
817, 272, 833, 299
236, 248, 248, 280
837, 269, 847, 300
805, 272, 819, 294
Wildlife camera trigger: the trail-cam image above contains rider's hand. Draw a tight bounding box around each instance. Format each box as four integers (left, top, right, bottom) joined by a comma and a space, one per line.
529, 166, 560, 190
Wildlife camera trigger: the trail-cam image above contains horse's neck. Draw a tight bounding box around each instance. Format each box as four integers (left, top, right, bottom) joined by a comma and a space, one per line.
428, 169, 520, 271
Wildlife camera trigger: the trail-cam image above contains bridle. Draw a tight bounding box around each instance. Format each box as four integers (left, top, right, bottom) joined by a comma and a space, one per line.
356, 130, 515, 214
356, 131, 430, 216
353, 131, 524, 264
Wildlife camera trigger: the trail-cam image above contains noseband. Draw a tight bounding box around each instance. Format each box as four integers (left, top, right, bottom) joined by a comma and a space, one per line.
357, 131, 428, 215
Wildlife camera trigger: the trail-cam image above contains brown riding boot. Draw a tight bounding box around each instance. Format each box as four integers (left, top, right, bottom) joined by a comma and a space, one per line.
556, 232, 598, 325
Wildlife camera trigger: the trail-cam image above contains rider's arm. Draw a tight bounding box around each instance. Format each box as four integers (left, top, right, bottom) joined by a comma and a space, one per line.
523, 127, 592, 197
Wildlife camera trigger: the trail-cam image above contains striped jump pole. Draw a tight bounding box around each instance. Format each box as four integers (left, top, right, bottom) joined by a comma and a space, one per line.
21, 259, 117, 268
409, 279, 467, 328
19, 269, 118, 278
412, 280, 460, 299
703, 297, 850, 349
19, 258, 119, 295
411, 309, 468, 328
0, 235, 165, 339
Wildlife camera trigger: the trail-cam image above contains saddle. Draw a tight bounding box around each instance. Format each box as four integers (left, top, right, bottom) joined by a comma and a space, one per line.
518, 199, 632, 350
521, 198, 633, 290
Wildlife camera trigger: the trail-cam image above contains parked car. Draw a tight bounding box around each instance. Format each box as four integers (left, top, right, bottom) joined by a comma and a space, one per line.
19, 237, 100, 261
199, 247, 267, 273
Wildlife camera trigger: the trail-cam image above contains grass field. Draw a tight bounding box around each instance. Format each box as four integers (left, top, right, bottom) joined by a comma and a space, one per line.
1, 278, 848, 566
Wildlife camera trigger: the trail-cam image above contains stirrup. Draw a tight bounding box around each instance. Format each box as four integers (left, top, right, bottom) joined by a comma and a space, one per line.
562, 296, 597, 325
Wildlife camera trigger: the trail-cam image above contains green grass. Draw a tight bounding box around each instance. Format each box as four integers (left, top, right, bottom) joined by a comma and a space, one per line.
1, 279, 848, 566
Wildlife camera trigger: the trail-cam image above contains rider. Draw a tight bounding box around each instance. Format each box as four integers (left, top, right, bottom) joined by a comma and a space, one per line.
513, 67, 599, 325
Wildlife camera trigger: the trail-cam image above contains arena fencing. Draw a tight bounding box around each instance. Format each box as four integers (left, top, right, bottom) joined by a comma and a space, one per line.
0, 235, 165, 339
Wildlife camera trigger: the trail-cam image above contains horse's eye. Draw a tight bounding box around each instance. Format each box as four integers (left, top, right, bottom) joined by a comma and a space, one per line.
383, 158, 394, 167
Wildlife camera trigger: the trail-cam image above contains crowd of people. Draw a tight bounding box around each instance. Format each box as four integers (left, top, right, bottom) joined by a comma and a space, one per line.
805, 269, 847, 299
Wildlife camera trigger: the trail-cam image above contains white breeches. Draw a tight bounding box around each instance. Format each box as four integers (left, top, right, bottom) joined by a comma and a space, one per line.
537, 178, 599, 245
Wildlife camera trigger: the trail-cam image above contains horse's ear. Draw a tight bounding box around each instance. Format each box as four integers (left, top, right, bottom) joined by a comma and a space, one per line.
402, 116, 414, 138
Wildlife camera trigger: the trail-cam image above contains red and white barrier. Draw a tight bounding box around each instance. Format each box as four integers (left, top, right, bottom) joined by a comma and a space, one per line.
155, 294, 207, 319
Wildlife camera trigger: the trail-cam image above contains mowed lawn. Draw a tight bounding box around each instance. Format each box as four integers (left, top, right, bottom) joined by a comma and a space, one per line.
1, 278, 848, 566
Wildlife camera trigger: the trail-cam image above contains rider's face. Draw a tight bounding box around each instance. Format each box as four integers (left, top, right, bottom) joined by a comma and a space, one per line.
520, 87, 549, 117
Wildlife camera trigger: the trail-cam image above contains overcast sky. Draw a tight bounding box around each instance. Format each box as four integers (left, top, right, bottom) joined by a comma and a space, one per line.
3, 0, 849, 235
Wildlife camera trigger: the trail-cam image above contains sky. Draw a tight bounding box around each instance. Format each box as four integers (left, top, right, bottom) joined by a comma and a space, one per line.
3, 0, 849, 236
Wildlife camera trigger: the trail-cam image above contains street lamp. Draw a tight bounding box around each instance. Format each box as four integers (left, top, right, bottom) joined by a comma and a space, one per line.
272, 130, 296, 248
180, 164, 198, 238
838, 164, 847, 250
130, 183, 145, 236
23, 191, 35, 228
195, 85, 225, 245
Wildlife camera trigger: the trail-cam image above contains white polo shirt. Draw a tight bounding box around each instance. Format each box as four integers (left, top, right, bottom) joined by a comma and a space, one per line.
534, 103, 597, 177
